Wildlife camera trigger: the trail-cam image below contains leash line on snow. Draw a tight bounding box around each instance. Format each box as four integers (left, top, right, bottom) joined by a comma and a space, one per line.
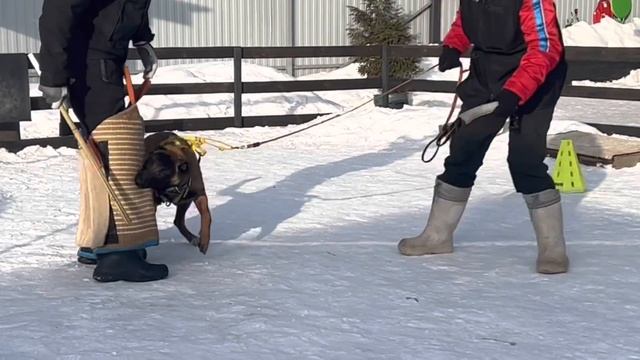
199, 63, 442, 151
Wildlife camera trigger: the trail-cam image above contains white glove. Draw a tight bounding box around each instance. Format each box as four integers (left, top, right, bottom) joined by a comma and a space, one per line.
135, 42, 158, 80
38, 84, 69, 109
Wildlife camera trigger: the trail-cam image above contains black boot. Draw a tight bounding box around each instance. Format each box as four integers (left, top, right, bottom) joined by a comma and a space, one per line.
78, 248, 97, 265
92, 250, 168, 283
78, 248, 147, 265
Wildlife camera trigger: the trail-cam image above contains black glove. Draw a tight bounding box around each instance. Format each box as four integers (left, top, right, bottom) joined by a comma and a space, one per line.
38, 84, 68, 109
493, 90, 520, 119
135, 42, 158, 79
438, 46, 462, 72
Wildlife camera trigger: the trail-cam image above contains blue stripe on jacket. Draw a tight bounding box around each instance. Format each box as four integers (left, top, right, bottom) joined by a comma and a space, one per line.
532, 0, 550, 52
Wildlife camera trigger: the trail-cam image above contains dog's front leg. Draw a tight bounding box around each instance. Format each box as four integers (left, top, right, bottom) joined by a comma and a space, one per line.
194, 195, 212, 254
174, 201, 199, 245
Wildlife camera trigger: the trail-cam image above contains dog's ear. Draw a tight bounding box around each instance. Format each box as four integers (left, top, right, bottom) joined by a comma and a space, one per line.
178, 162, 189, 173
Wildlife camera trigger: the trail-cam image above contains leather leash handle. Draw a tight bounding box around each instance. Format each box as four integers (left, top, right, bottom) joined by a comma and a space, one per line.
124, 65, 137, 105
124, 67, 151, 105
136, 79, 152, 100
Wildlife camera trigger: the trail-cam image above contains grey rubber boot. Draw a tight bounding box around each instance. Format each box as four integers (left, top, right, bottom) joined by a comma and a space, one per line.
524, 189, 569, 274
398, 179, 471, 256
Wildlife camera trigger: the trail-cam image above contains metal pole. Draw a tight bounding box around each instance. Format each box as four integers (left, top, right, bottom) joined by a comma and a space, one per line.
429, 0, 442, 44
381, 45, 390, 108
407, 1, 433, 26
286, 0, 296, 76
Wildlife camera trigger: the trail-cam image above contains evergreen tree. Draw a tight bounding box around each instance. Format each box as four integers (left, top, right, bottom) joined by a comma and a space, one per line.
347, 0, 421, 79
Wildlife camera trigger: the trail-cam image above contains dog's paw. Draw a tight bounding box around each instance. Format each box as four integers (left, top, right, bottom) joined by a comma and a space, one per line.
189, 236, 200, 247
198, 232, 211, 255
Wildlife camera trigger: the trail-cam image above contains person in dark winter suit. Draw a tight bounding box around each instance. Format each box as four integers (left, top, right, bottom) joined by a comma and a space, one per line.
38, 0, 167, 282
38, 0, 157, 132
399, 0, 570, 274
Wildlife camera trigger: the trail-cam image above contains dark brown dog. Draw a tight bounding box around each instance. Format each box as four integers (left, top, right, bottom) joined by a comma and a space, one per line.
135, 132, 212, 254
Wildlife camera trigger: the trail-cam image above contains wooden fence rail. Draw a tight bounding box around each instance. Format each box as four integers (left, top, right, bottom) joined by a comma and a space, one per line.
0, 45, 638, 152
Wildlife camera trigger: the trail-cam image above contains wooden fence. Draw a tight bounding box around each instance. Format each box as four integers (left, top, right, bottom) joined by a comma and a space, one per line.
1, 45, 639, 152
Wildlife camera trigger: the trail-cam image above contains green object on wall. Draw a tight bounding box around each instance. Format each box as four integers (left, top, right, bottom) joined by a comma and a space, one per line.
611, 0, 632, 22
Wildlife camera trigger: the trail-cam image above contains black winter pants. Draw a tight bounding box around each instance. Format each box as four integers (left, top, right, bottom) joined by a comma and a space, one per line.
437, 107, 556, 195
68, 59, 126, 135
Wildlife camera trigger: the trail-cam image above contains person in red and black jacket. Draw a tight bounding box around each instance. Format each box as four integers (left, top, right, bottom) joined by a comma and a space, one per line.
399, 0, 569, 274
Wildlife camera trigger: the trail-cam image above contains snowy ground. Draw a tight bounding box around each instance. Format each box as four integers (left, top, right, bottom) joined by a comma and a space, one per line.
3, 62, 640, 359
4, 19, 640, 357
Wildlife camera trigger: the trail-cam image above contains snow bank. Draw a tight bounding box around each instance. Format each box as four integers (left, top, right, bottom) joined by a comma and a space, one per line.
134, 60, 294, 84
562, 17, 640, 47
127, 61, 345, 122
24, 61, 348, 139
574, 69, 640, 88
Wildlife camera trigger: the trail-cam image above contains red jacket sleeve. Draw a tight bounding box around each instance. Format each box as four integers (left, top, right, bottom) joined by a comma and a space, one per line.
503, 0, 564, 104
442, 10, 471, 53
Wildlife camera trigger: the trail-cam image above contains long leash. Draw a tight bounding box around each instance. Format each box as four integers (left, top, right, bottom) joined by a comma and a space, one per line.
197, 63, 498, 162
422, 98, 500, 163
420, 67, 507, 163
141, 62, 498, 161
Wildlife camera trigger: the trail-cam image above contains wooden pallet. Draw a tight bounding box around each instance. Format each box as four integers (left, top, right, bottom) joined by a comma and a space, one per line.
547, 131, 640, 169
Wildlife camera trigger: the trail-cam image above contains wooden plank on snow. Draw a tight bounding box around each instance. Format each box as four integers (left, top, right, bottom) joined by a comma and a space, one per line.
547, 131, 640, 169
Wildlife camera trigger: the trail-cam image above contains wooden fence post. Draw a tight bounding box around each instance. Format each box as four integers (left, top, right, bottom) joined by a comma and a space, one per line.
0, 54, 30, 141
234, 47, 243, 128
59, 114, 72, 136
0, 122, 20, 142
381, 45, 390, 107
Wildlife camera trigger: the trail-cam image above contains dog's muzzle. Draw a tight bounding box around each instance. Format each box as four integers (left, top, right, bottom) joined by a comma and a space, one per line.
158, 177, 192, 206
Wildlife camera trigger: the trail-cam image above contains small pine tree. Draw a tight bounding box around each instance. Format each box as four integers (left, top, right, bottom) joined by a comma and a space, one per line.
347, 0, 421, 79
